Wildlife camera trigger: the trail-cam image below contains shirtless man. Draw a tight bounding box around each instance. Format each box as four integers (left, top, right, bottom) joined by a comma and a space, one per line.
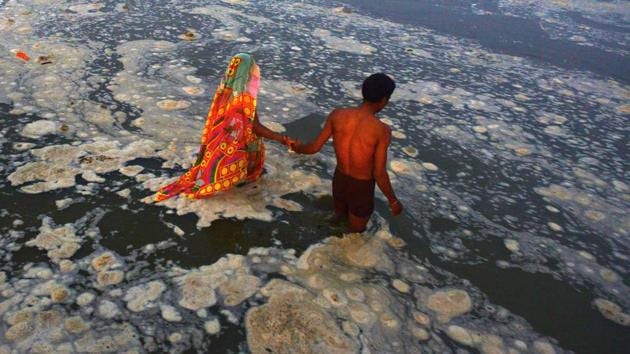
293, 73, 403, 232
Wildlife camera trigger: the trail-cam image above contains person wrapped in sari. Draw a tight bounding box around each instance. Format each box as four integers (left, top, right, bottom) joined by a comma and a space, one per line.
155, 53, 296, 202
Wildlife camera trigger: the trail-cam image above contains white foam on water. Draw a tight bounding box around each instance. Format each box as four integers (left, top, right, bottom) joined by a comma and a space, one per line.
8, 139, 161, 194
186, 5, 271, 42
498, 0, 630, 56
312, 28, 376, 55
143, 144, 328, 228
0, 216, 563, 353
0, 0, 628, 352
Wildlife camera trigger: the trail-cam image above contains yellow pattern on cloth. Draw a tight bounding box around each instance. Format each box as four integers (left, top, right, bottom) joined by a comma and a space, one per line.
155, 53, 263, 202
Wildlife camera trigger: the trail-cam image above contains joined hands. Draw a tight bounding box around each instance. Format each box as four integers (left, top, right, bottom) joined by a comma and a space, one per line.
281, 135, 300, 151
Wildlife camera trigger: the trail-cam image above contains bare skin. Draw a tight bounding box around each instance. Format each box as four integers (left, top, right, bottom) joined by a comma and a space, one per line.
293, 98, 403, 232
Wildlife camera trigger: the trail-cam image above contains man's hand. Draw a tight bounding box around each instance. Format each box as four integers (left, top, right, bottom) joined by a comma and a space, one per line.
389, 199, 403, 216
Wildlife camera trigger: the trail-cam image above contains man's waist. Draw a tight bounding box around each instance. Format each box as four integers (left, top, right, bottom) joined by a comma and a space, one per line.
334, 167, 374, 181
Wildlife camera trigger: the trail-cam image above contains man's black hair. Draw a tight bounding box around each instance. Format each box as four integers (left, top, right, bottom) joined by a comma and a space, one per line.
362, 73, 396, 103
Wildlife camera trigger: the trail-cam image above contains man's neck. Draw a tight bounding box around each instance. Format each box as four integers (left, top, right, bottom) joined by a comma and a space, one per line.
358, 101, 381, 114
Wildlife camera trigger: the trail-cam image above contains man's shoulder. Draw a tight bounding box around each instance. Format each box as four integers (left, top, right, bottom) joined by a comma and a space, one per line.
370, 116, 390, 132
330, 107, 352, 117
379, 122, 392, 138
328, 107, 354, 124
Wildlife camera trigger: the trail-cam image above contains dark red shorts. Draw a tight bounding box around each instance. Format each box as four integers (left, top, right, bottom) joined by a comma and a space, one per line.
332, 169, 375, 218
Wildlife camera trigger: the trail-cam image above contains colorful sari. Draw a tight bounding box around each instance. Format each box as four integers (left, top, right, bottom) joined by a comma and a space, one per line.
155, 53, 264, 202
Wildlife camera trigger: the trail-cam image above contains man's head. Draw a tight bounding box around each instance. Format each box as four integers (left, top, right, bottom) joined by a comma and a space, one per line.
362, 73, 395, 112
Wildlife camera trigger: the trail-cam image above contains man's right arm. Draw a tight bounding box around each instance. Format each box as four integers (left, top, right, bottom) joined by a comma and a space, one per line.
293, 110, 336, 155
373, 126, 403, 216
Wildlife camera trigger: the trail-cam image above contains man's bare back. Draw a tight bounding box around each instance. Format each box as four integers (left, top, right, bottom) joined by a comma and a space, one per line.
329, 107, 390, 180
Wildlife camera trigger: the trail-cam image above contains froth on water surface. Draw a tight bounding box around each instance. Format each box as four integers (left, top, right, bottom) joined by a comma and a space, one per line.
0, 0, 628, 353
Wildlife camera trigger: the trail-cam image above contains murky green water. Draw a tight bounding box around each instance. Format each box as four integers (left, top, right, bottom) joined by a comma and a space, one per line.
0, 0, 628, 353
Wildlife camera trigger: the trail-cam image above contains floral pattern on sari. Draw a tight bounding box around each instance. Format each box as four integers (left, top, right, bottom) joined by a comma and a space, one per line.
155, 54, 263, 202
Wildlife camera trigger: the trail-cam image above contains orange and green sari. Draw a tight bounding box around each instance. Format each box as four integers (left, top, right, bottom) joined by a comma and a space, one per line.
155, 53, 264, 202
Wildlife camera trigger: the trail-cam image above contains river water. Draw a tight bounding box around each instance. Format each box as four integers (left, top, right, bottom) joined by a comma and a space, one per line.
0, 0, 628, 353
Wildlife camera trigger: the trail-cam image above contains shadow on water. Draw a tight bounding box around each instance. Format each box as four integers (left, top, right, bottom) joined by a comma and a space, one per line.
283, 112, 328, 143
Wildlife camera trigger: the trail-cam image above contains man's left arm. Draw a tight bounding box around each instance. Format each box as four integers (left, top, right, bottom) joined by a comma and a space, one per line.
373, 126, 403, 216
